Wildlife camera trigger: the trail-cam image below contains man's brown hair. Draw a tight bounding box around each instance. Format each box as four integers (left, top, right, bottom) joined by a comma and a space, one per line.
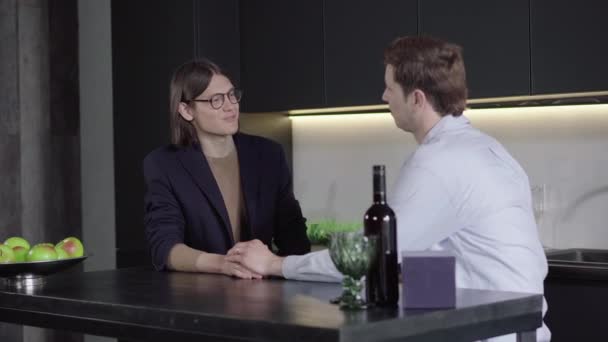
384, 36, 468, 116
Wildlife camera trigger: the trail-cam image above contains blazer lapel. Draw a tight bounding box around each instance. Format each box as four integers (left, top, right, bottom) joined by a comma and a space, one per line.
234, 134, 259, 238
176, 144, 234, 244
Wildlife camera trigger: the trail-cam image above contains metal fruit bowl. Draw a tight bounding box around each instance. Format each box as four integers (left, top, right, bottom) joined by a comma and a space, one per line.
0, 256, 88, 288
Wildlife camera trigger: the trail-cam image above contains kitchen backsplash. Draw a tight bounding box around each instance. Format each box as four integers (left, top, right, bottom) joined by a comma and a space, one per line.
291, 104, 608, 249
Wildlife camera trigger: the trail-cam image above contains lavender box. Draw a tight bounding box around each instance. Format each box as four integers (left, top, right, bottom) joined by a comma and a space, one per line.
401, 251, 456, 309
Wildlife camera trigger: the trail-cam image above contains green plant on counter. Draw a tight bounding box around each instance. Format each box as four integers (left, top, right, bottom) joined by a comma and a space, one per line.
306, 219, 362, 247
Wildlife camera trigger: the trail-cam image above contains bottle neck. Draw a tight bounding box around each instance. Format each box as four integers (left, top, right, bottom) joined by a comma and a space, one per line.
373, 191, 386, 204
373, 171, 386, 204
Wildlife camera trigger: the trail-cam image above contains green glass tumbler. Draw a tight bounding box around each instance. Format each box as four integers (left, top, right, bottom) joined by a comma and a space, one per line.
328, 230, 377, 310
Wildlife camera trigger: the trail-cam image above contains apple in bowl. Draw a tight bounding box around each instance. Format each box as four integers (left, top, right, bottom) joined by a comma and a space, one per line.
56, 237, 85, 258
12, 246, 29, 262
4, 237, 31, 262
0, 244, 16, 263
4, 236, 31, 250
26, 244, 58, 262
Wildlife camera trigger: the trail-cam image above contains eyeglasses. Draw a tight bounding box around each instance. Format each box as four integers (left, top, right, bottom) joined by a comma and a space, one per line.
190, 88, 243, 109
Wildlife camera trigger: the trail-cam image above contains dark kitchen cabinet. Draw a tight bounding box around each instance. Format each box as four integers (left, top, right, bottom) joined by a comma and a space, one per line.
323, 0, 418, 107
545, 276, 608, 341
195, 1, 241, 86
111, 0, 239, 267
239, 0, 325, 112
239, 0, 608, 112
531, 0, 608, 94
419, 0, 530, 99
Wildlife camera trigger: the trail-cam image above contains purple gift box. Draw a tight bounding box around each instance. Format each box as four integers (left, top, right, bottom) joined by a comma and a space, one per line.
401, 251, 456, 309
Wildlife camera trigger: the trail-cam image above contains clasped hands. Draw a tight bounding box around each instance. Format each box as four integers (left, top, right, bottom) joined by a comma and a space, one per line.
222, 239, 284, 279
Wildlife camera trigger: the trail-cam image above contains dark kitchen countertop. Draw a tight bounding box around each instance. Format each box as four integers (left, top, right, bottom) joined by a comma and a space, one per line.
0, 267, 542, 341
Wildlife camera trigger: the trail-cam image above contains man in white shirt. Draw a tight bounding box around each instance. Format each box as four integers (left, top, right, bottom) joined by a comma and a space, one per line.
227, 36, 550, 342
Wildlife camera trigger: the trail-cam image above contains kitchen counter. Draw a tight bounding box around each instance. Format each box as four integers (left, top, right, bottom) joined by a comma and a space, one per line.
546, 248, 608, 281
0, 268, 542, 341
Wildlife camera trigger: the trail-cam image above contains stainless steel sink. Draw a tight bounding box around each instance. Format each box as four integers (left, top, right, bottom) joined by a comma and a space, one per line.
546, 249, 608, 264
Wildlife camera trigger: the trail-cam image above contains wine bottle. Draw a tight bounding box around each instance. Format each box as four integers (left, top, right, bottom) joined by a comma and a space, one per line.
364, 165, 399, 307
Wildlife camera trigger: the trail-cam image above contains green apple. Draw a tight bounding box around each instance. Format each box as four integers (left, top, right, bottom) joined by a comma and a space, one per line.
40, 242, 55, 248
12, 245, 29, 262
4, 236, 31, 250
0, 244, 16, 263
26, 244, 58, 262
55, 246, 70, 260
56, 237, 84, 258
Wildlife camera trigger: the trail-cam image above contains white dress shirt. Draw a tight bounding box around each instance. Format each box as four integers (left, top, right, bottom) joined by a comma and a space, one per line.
283, 115, 550, 342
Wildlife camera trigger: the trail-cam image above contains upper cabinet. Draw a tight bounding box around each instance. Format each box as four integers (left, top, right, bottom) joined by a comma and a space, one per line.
419, 0, 530, 99
113, 1, 608, 117
531, 0, 608, 94
195, 1, 241, 86
238, 0, 608, 112
239, 0, 325, 112
323, 0, 417, 107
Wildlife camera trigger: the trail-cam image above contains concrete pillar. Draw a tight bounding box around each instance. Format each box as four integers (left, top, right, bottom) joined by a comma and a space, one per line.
0, 0, 82, 341
0, 0, 26, 339
18, 0, 52, 245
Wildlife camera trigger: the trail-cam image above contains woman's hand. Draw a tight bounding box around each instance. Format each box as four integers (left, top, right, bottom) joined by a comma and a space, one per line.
220, 255, 263, 279
226, 239, 284, 277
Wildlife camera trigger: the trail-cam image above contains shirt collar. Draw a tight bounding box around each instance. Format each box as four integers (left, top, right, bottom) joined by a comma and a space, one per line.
421, 114, 470, 144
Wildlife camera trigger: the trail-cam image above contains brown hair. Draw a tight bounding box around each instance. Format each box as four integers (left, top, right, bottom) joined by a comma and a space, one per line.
169, 59, 222, 146
384, 36, 468, 116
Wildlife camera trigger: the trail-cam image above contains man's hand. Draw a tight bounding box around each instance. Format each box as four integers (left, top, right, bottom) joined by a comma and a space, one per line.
219, 256, 263, 279
226, 239, 284, 277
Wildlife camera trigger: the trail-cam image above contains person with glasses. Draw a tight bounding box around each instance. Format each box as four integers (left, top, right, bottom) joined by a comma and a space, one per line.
143, 59, 310, 278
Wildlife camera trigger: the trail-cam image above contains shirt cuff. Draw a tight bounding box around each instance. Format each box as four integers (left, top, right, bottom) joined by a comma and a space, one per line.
281, 249, 343, 283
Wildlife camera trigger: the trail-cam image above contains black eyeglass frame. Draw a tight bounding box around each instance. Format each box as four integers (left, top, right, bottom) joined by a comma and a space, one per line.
189, 88, 243, 109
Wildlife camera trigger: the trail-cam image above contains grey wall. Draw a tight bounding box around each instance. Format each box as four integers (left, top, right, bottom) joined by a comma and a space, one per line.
78, 0, 115, 341
292, 105, 608, 250
78, 0, 115, 273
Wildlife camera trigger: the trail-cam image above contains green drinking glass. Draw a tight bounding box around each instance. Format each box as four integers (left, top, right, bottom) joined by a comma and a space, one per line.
329, 230, 377, 310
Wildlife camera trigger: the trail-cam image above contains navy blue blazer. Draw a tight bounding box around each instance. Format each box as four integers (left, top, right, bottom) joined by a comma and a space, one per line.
143, 133, 310, 271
